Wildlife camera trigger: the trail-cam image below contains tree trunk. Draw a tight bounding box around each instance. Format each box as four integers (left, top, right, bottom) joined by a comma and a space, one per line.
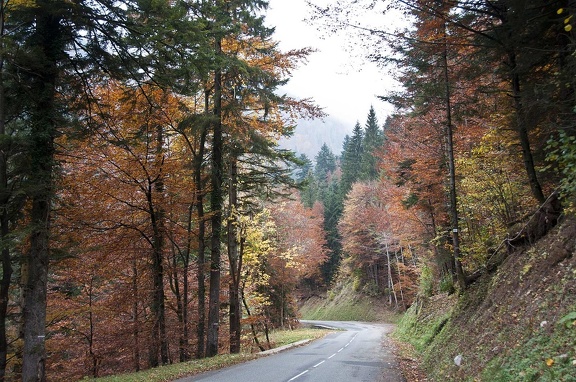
180, 205, 193, 362
508, 51, 545, 203
241, 288, 265, 352
132, 262, 140, 372
22, 11, 60, 382
228, 157, 241, 354
195, 87, 209, 359
207, 38, 224, 358
441, 26, 467, 290
170, 242, 185, 362
149, 122, 168, 367
0, 4, 12, 378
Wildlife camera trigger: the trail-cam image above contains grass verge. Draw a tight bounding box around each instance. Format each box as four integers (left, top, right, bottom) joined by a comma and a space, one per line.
299, 282, 401, 323
88, 328, 332, 382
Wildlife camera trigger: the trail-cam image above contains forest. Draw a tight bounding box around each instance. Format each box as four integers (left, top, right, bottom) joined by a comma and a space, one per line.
1, 0, 576, 381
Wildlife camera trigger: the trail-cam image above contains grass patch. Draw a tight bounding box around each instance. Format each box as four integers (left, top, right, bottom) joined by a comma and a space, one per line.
89, 328, 332, 382
299, 282, 401, 323
393, 301, 453, 352
481, 309, 576, 382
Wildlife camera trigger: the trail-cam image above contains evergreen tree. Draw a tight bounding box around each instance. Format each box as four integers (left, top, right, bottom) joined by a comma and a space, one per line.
314, 143, 337, 183
295, 153, 313, 184
340, 122, 363, 195
319, 179, 343, 283
360, 106, 384, 181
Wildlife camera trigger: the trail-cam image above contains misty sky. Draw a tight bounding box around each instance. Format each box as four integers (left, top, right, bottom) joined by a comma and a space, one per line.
265, 0, 395, 131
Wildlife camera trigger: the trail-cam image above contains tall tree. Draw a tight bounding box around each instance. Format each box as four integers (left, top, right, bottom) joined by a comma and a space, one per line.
360, 106, 383, 181
340, 122, 363, 195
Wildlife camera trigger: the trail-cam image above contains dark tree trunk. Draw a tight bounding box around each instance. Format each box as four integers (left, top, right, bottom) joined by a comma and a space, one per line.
132, 262, 140, 372
0, 3, 12, 378
149, 123, 168, 367
22, 10, 61, 382
179, 205, 193, 362
228, 157, 241, 354
207, 38, 223, 358
508, 51, 546, 204
441, 23, 466, 290
195, 87, 209, 359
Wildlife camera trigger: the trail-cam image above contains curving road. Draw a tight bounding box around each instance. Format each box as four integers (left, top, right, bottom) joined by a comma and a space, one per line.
174, 321, 405, 382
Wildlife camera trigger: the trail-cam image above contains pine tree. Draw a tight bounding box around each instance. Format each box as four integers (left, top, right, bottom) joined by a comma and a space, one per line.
340, 122, 363, 195
360, 106, 384, 181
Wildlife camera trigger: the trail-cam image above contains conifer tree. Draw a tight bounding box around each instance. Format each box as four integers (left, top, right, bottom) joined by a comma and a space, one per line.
340, 122, 363, 195
360, 106, 384, 181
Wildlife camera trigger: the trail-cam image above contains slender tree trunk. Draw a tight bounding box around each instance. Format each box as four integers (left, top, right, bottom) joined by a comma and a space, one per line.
441, 23, 467, 290
385, 243, 398, 308
195, 88, 209, 359
179, 205, 193, 362
228, 157, 241, 354
132, 262, 140, 372
149, 122, 168, 367
241, 288, 264, 352
170, 243, 185, 361
508, 51, 545, 203
0, 4, 12, 379
22, 11, 61, 382
207, 38, 224, 358
87, 276, 99, 378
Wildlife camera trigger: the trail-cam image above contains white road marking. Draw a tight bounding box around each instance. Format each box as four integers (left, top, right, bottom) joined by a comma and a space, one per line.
288, 370, 309, 381
287, 331, 360, 381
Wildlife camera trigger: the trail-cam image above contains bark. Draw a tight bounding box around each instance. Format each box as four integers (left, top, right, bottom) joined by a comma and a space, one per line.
179, 206, 193, 362
227, 157, 241, 353
207, 38, 223, 358
508, 51, 546, 204
132, 262, 140, 372
441, 26, 467, 290
195, 88, 209, 359
0, 3, 12, 379
148, 123, 168, 367
22, 11, 60, 382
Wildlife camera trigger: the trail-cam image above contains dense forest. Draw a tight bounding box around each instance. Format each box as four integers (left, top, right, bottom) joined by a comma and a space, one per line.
1, 0, 575, 381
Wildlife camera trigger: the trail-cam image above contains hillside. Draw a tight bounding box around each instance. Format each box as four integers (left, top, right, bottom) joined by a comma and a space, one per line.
395, 216, 576, 381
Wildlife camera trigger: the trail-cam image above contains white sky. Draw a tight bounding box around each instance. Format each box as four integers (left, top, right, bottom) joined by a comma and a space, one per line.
265, 0, 397, 130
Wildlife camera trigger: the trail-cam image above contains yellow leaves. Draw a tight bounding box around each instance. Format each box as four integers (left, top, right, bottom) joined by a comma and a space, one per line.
546, 358, 555, 367
11, 0, 38, 9
558, 8, 574, 31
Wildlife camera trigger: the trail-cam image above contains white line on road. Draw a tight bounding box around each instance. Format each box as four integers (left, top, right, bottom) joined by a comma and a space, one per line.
287, 333, 359, 381
288, 370, 309, 381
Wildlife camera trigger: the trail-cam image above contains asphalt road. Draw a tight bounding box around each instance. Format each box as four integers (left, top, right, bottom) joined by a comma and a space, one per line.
174, 321, 405, 382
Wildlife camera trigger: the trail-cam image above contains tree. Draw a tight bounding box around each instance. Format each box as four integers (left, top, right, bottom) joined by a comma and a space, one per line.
360, 106, 384, 181
314, 143, 337, 183
340, 122, 363, 195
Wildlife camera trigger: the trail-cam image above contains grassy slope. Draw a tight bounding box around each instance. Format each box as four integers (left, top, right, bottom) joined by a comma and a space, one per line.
299, 281, 401, 323
395, 216, 576, 381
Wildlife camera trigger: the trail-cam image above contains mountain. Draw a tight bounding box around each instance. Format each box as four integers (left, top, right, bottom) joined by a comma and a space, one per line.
279, 117, 352, 160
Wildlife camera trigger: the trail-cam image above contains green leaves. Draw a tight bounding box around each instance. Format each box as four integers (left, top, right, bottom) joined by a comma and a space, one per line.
557, 311, 576, 329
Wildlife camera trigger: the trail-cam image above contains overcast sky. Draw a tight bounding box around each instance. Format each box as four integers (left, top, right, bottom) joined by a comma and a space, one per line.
265, 0, 396, 131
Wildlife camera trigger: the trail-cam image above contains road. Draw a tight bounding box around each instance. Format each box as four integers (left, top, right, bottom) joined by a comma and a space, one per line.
174, 321, 405, 382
